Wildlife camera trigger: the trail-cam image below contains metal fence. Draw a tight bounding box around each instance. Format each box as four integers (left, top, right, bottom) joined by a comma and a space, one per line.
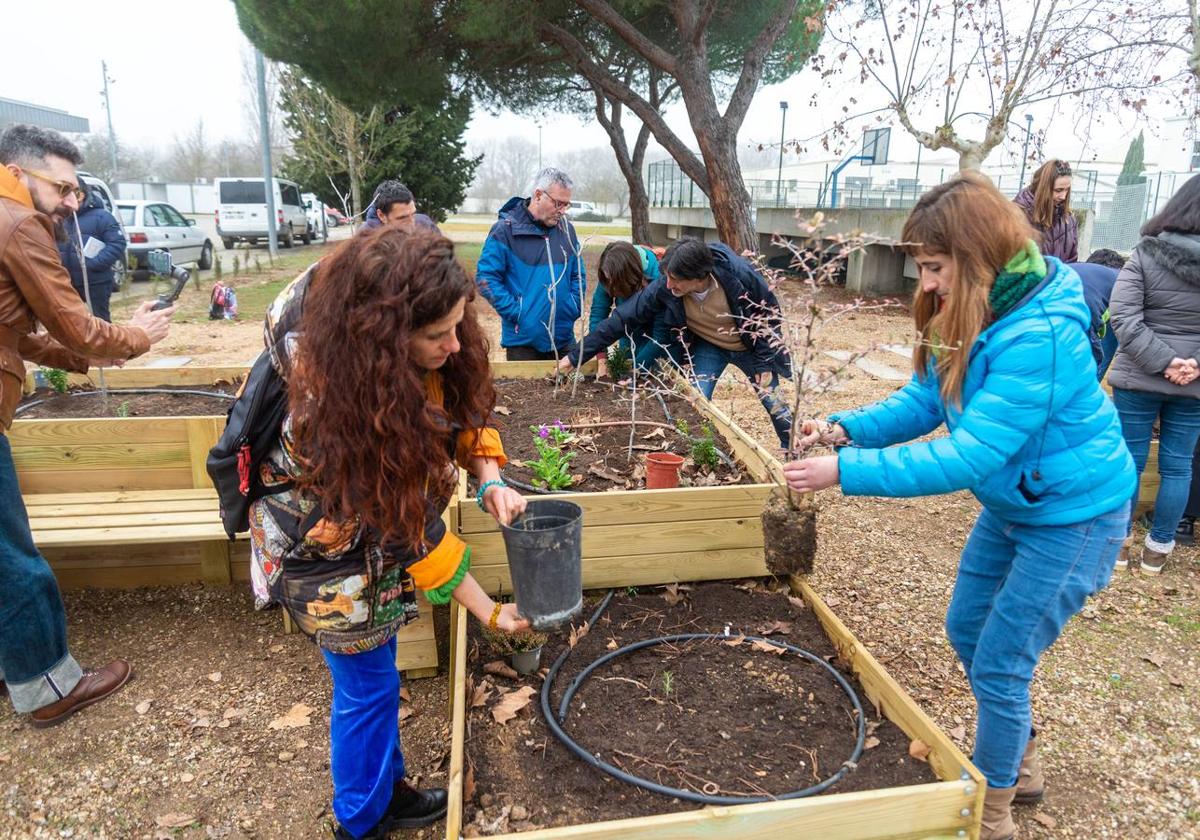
647, 159, 1195, 254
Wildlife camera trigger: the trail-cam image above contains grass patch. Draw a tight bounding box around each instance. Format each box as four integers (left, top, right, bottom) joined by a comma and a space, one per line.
1165, 608, 1200, 634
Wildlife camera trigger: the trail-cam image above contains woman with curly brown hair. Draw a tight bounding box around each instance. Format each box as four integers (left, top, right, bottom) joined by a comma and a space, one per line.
1014, 159, 1078, 262
248, 227, 528, 840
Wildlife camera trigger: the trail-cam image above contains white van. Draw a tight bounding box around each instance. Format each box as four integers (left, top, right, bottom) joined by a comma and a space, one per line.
214, 177, 312, 249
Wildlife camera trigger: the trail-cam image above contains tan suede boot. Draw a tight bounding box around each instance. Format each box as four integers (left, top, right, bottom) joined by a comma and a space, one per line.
1114, 536, 1133, 569
981, 784, 1017, 840
1014, 737, 1045, 804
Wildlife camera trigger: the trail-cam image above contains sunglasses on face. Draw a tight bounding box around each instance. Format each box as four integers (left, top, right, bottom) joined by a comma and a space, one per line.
26, 169, 86, 202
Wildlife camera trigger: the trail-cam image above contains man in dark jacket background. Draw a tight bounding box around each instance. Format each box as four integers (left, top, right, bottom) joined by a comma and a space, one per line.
360, 180, 440, 234
57, 182, 126, 322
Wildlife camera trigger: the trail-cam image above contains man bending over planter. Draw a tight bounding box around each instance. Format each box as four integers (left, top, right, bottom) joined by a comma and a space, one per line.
559, 236, 793, 448
0, 125, 174, 726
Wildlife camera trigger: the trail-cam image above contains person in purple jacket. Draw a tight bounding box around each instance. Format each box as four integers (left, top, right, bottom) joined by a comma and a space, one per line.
1014, 160, 1078, 262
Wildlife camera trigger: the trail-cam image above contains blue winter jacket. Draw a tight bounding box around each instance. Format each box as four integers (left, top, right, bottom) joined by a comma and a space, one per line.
58, 186, 126, 291
587, 245, 669, 369
475, 196, 586, 352
833, 258, 1136, 526
569, 242, 791, 377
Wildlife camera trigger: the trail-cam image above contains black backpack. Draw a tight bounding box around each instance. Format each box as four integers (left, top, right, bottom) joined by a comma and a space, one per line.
206, 349, 291, 539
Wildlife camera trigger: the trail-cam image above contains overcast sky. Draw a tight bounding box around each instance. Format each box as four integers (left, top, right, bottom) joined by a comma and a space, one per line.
2, 0, 1176, 176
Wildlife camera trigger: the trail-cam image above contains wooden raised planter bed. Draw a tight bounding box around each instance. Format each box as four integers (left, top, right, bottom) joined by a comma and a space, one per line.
442, 360, 984, 839
453, 360, 782, 595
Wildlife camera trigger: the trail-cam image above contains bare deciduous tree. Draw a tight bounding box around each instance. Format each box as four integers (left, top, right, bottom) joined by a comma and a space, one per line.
821, 0, 1192, 171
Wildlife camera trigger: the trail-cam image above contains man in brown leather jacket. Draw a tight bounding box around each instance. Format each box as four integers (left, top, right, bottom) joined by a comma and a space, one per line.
0, 125, 174, 726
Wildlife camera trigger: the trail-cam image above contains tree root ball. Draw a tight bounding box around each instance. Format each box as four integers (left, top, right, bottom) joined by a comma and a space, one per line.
760, 495, 818, 575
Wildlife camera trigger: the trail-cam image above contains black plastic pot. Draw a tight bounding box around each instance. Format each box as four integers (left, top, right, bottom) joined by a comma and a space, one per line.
499, 499, 583, 631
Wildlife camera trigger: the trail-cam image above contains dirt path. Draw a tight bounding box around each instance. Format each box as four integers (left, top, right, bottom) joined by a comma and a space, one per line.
2, 276, 1196, 839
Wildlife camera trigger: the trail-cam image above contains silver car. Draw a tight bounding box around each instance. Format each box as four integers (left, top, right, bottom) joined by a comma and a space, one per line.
115, 200, 214, 276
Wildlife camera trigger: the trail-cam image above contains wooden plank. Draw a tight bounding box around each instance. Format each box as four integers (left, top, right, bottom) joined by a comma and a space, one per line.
32, 521, 234, 546
395, 592, 439, 676
27, 510, 224, 530
11, 441, 189, 471
186, 417, 224, 489
466, 517, 762, 565
199, 541, 232, 584
25, 498, 222, 517
50, 563, 207, 589
17, 467, 195, 495
446, 599, 468, 840
791, 576, 984, 802
54, 365, 249, 388
8, 417, 190, 446
457, 484, 772, 534
469, 548, 768, 597
480, 782, 974, 840
42, 542, 207, 569
25, 488, 217, 505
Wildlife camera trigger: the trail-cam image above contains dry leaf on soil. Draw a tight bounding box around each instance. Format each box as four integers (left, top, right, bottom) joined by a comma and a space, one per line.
464, 762, 476, 801
750, 639, 787, 655
908, 739, 931, 762
863, 736, 881, 750
949, 725, 967, 742
471, 680, 494, 709
787, 595, 807, 611
641, 427, 666, 440
1141, 652, 1165, 669
606, 638, 618, 650
268, 703, 314, 730
568, 621, 590, 648
206, 672, 222, 683
494, 406, 511, 416
399, 706, 416, 722
492, 686, 537, 725
135, 699, 153, 715
1032, 812, 1058, 829
757, 620, 792, 636
661, 583, 691, 606
587, 463, 626, 483
155, 813, 197, 829
483, 660, 519, 680
723, 633, 747, 647
400, 686, 411, 702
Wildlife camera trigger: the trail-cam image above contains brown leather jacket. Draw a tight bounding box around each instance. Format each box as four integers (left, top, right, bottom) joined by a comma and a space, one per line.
0, 167, 150, 430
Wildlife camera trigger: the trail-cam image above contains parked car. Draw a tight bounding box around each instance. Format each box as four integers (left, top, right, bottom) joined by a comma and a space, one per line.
76, 171, 129, 290
214, 177, 312, 249
565, 200, 612, 222
114, 200, 213, 277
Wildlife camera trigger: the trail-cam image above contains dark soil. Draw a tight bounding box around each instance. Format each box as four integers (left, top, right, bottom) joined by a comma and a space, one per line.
490, 377, 753, 493
761, 495, 819, 575
17, 384, 236, 419
462, 581, 935, 836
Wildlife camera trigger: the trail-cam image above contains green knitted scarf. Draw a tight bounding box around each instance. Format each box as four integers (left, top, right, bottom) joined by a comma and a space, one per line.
989, 240, 1047, 319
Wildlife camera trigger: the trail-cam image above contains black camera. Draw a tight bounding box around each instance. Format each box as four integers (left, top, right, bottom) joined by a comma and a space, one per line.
145, 249, 190, 311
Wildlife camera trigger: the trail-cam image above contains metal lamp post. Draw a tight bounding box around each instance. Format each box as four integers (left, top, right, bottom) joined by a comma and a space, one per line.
1018, 113, 1034, 190
776, 101, 789, 207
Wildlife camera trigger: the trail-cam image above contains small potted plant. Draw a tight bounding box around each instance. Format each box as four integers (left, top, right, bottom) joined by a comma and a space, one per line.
482, 624, 549, 675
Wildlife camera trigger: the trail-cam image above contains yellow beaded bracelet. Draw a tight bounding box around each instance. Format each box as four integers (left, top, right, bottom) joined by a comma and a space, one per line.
488, 602, 502, 631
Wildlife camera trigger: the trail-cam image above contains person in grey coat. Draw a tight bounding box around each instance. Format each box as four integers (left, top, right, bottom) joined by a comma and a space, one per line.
1108, 173, 1200, 575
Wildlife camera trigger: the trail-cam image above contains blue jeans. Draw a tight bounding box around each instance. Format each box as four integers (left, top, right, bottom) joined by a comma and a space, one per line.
945, 504, 1127, 789
687, 339, 792, 448
1111, 388, 1200, 544
1096, 329, 1118, 381
0, 435, 83, 713
322, 636, 405, 839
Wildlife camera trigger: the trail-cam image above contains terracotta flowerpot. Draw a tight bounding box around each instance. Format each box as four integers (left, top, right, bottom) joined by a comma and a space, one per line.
644, 452, 686, 489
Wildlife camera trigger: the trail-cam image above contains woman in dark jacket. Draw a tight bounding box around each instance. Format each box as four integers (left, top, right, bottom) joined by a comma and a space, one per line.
1014, 160, 1078, 262
586, 241, 668, 377
57, 182, 126, 322
249, 229, 529, 840
1108, 173, 1200, 575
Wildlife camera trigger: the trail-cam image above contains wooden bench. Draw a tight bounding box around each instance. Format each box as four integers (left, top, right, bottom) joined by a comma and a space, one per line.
23, 488, 439, 678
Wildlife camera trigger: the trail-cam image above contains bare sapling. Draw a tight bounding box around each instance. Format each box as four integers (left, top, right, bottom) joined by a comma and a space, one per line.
738, 213, 907, 575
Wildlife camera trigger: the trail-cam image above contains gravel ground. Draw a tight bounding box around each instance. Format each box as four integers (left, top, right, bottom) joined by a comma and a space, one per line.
3, 266, 1197, 839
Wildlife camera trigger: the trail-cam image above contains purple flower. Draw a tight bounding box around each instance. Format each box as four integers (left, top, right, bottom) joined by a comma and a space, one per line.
553, 420, 565, 431
537, 425, 550, 439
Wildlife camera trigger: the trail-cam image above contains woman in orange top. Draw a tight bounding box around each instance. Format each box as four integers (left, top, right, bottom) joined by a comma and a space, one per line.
248, 228, 527, 840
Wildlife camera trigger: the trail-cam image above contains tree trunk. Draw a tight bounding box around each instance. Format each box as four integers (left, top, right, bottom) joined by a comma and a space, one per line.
628, 180, 651, 245
347, 143, 361, 222
958, 145, 985, 172
694, 128, 757, 252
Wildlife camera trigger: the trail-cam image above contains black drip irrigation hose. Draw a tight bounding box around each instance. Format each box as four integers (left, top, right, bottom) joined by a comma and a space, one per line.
15, 388, 236, 417
539, 590, 867, 805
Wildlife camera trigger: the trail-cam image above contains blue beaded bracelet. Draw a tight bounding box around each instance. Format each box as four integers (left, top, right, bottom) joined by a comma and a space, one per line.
476, 479, 507, 511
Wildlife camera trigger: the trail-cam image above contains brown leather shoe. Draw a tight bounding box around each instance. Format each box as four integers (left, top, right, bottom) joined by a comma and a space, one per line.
981, 783, 1017, 840
29, 660, 132, 728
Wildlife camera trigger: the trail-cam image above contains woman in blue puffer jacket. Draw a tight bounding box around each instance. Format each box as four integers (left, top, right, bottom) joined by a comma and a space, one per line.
783, 172, 1135, 840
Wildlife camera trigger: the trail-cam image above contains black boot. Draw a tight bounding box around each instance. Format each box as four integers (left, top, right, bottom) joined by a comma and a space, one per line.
1177, 516, 1195, 547
386, 780, 448, 829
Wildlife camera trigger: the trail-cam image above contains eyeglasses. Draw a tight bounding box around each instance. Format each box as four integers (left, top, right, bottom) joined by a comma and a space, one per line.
25, 170, 86, 202
539, 191, 570, 212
